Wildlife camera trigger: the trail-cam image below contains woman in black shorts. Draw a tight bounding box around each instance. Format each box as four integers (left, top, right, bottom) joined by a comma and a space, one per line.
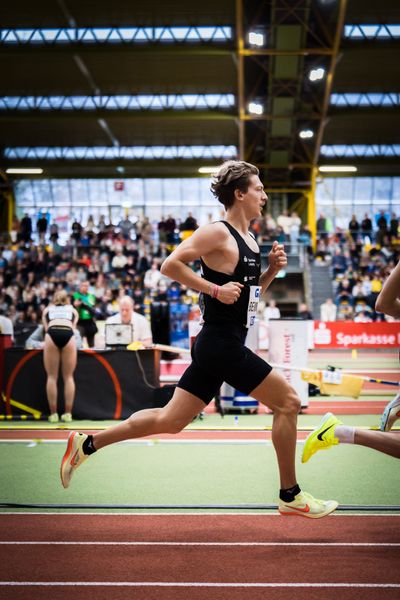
42, 290, 79, 423
61, 160, 337, 518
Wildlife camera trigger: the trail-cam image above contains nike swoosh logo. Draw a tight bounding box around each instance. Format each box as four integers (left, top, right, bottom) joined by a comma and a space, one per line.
317, 424, 335, 441
70, 450, 80, 466
285, 504, 310, 513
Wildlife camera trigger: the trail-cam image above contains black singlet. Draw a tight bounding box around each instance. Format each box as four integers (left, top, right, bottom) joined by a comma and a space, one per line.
200, 221, 261, 328
178, 221, 272, 405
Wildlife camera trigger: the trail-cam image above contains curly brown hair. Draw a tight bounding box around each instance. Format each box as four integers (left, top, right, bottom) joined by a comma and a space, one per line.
210, 160, 259, 209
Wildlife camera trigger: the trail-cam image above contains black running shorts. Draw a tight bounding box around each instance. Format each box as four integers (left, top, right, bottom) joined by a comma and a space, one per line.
178, 323, 272, 405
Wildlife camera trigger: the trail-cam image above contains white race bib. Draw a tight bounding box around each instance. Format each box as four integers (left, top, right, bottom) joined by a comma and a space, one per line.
246, 285, 261, 328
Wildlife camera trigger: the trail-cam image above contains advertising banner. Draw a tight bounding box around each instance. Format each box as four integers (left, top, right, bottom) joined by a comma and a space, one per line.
268, 319, 309, 407
313, 321, 400, 349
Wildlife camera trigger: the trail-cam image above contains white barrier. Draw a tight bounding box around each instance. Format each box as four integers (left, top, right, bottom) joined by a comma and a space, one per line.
268, 319, 309, 408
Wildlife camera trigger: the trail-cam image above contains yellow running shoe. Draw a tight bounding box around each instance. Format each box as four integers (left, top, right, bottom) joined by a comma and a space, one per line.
60, 432, 89, 489
302, 412, 342, 463
279, 491, 338, 519
380, 393, 400, 432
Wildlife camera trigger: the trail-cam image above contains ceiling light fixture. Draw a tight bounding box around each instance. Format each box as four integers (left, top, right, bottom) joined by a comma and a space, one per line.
248, 102, 263, 115
309, 67, 325, 81
6, 168, 44, 174
248, 31, 265, 47
299, 129, 314, 139
198, 166, 218, 174
319, 165, 358, 172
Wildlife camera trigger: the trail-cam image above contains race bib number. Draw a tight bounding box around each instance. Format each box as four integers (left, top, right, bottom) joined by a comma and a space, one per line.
246, 285, 261, 328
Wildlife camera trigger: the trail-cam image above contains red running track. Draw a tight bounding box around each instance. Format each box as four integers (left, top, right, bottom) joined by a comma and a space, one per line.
0, 514, 399, 600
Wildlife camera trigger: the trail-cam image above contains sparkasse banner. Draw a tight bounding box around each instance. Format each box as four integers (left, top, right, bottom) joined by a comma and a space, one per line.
313, 321, 400, 349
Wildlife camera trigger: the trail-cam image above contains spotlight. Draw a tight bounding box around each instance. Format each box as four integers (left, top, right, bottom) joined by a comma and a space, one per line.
319, 165, 358, 173
248, 31, 265, 47
309, 67, 325, 81
299, 129, 314, 139
6, 168, 44, 174
248, 102, 263, 115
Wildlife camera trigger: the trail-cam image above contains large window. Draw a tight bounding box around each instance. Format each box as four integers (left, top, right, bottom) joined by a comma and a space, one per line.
316, 177, 400, 230
13, 177, 222, 237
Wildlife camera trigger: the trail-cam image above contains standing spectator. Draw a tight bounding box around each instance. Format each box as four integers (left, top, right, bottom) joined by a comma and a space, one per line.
73, 280, 97, 348
320, 298, 337, 322
277, 209, 292, 238
19, 213, 32, 243
118, 215, 135, 240
158, 216, 167, 244
37, 214, 48, 243
297, 303, 313, 320
49, 222, 59, 244
164, 214, 177, 244
348, 215, 359, 242
143, 261, 163, 293
71, 218, 83, 243
289, 211, 301, 254
180, 212, 198, 233
317, 213, 327, 242
361, 213, 373, 242
263, 299, 281, 321
376, 210, 388, 246
390, 213, 399, 241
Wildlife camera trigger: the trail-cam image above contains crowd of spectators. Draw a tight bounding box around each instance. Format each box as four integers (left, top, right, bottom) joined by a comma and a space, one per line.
315, 211, 399, 322
0, 207, 398, 345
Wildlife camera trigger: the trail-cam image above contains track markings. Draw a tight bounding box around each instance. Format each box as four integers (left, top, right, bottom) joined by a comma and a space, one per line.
1, 541, 399, 547
0, 581, 399, 588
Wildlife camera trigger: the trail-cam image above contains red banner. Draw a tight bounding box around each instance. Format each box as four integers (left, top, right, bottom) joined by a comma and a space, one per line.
313, 321, 400, 349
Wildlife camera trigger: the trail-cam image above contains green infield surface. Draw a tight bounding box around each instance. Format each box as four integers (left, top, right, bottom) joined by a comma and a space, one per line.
0, 418, 399, 512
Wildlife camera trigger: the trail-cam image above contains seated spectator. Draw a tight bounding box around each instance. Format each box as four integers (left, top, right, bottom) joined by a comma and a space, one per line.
263, 300, 281, 321
332, 248, 348, 276
105, 295, 153, 347
297, 303, 313, 320
320, 298, 337, 322
354, 310, 373, 323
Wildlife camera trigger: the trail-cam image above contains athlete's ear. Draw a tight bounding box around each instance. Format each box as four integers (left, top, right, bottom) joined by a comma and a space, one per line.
233, 188, 244, 202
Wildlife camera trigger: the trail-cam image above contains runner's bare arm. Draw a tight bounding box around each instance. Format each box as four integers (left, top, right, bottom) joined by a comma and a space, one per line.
160, 223, 244, 305
259, 242, 288, 294
375, 261, 400, 319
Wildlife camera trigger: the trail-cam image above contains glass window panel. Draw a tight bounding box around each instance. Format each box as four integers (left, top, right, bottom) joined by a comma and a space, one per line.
316, 178, 335, 204
392, 178, 400, 199
144, 179, 162, 201
69, 180, 89, 205
163, 179, 182, 204
354, 178, 372, 201
87, 179, 108, 205
372, 177, 391, 201
50, 180, 71, 207
334, 178, 354, 202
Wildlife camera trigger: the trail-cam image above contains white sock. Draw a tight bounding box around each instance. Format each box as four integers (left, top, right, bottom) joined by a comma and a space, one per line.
334, 425, 355, 444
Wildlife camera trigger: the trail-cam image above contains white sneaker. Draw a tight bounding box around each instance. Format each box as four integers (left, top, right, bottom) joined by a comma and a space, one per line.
48, 413, 59, 423
380, 393, 400, 431
279, 491, 338, 519
61, 413, 72, 423
60, 432, 89, 489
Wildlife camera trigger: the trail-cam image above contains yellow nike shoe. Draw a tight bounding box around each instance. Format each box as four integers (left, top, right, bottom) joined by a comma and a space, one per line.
302, 412, 342, 463
60, 432, 89, 489
279, 491, 338, 519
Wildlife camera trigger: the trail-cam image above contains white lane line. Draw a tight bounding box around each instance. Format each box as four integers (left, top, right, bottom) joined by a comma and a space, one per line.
0, 582, 399, 588
1, 512, 400, 516
0, 541, 399, 547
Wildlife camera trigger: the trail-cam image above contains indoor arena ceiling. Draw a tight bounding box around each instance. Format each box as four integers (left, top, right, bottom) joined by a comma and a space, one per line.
0, 0, 399, 189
